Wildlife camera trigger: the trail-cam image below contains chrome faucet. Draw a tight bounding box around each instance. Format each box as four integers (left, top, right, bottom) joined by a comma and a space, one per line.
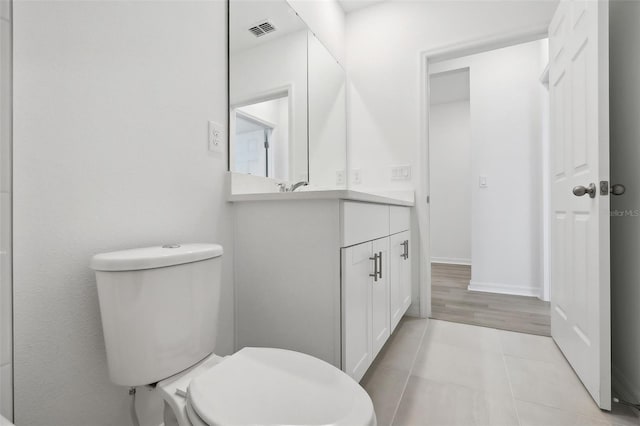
289, 181, 308, 192
277, 181, 308, 192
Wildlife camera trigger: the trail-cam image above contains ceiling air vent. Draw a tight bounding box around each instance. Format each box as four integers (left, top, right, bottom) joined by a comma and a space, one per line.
248, 20, 276, 37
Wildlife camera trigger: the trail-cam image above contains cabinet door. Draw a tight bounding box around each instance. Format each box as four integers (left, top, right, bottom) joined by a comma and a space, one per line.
389, 232, 405, 332
342, 241, 373, 381
371, 237, 390, 357
400, 231, 412, 312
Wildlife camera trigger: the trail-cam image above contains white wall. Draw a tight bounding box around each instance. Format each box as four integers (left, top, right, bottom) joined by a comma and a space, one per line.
610, 0, 640, 404
0, 0, 12, 421
286, 0, 346, 65
429, 100, 471, 265
12, 2, 233, 426
346, 1, 556, 193
231, 30, 308, 182
430, 40, 548, 297
308, 33, 347, 189
346, 1, 557, 312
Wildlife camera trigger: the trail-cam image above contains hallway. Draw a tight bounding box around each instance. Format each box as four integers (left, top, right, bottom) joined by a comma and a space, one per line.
431, 263, 551, 336
362, 317, 639, 426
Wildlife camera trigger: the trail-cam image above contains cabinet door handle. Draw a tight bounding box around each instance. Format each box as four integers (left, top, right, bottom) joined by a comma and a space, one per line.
369, 253, 378, 282
377, 251, 382, 280
404, 240, 409, 260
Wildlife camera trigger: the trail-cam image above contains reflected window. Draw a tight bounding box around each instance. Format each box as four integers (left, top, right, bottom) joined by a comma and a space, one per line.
233, 95, 289, 180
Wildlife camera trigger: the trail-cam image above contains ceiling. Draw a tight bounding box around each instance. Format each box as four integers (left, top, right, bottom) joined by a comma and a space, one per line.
230, 0, 387, 53
338, 0, 387, 13
429, 68, 471, 106
230, 1, 307, 52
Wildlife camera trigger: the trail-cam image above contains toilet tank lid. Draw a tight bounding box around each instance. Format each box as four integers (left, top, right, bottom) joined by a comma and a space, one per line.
90, 243, 223, 272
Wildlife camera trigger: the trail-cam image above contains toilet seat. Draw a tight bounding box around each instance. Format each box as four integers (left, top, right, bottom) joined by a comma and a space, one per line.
186, 347, 376, 426
185, 398, 208, 426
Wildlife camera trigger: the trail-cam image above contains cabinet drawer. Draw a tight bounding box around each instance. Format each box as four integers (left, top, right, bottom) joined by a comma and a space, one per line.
390, 206, 410, 234
341, 201, 390, 247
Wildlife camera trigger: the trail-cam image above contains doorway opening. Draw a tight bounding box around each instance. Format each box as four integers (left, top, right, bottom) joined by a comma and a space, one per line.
231, 93, 290, 180
234, 111, 275, 177
427, 38, 551, 336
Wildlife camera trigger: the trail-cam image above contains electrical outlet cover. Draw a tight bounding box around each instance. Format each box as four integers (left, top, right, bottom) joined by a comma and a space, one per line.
208, 121, 224, 153
352, 169, 362, 185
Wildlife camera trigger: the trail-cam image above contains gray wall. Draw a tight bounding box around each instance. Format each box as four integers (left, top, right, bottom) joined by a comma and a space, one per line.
610, 0, 640, 404
0, 0, 12, 420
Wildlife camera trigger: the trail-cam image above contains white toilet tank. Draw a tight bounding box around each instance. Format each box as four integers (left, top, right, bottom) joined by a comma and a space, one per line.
90, 243, 223, 386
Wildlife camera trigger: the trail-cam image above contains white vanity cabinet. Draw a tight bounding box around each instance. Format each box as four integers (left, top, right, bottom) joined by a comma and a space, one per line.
341, 203, 411, 381
233, 193, 413, 382
342, 237, 390, 381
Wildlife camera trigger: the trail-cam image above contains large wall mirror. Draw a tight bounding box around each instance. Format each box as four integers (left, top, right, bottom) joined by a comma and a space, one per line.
229, 0, 346, 190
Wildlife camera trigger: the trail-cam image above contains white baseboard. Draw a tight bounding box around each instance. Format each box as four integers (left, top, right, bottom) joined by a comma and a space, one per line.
612, 364, 640, 403
431, 257, 471, 266
468, 281, 541, 298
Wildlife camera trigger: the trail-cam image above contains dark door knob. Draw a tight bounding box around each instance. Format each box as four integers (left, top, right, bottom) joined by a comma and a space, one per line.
573, 183, 596, 198
611, 184, 626, 196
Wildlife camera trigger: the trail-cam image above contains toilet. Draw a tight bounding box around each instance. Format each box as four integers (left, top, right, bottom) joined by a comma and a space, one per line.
90, 243, 376, 426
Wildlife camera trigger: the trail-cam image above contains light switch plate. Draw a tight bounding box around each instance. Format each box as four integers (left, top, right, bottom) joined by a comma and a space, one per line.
479, 175, 488, 188
208, 121, 224, 153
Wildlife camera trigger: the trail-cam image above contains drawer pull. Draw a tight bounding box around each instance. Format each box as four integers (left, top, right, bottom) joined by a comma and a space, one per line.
404, 240, 409, 260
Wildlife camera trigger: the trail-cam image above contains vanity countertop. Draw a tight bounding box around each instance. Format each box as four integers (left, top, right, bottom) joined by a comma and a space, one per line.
228, 189, 415, 207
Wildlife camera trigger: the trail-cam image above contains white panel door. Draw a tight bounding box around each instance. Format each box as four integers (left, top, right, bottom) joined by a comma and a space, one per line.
371, 237, 390, 357
342, 242, 373, 381
549, 0, 611, 409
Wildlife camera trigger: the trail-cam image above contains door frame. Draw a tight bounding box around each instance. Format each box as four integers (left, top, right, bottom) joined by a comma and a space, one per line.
417, 25, 550, 318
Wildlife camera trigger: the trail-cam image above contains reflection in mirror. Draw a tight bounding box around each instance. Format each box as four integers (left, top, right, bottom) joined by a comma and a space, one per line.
308, 33, 347, 189
229, 0, 308, 183
234, 94, 289, 180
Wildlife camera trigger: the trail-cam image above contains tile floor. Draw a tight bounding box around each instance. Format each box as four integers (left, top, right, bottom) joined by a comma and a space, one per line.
361, 317, 640, 426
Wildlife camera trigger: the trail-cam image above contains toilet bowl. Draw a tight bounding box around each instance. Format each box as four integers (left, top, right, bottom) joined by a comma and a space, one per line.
91, 244, 376, 426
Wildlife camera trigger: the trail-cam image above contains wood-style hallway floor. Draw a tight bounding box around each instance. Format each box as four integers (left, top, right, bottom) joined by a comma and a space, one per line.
431, 263, 551, 336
